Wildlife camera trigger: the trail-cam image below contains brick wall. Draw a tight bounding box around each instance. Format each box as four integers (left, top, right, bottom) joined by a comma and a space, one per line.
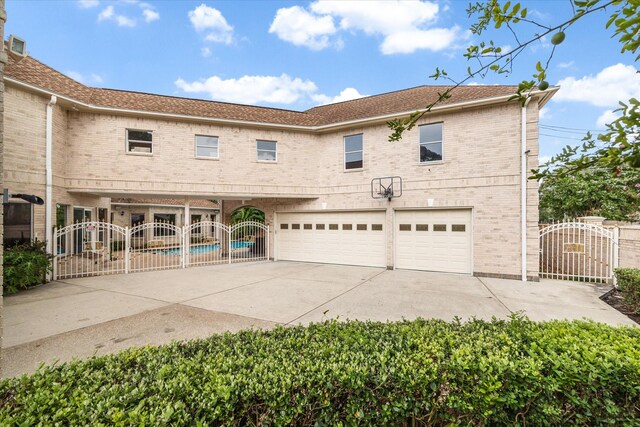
619, 226, 640, 269
5, 80, 541, 279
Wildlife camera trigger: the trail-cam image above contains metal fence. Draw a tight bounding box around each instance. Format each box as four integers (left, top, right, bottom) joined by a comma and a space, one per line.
539, 221, 618, 284
53, 220, 269, 280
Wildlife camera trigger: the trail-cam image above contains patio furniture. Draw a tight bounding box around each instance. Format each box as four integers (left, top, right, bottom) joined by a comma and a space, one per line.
147, 239, 165, 249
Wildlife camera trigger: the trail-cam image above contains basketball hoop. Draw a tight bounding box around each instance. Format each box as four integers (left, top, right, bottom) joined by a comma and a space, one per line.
371, 176, 402, 201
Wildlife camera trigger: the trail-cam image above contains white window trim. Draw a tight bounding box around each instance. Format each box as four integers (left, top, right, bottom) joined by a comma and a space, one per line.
194, 134, 220, 160
256, 139, 277, 163
418, 122, 444, 164
344, 133, 364, 171
126, 129, 153, 156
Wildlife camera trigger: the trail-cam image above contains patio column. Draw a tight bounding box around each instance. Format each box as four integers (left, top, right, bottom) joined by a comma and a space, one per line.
184, 199, 190, 227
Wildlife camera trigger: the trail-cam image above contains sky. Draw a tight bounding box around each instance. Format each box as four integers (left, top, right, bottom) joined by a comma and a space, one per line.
5, 0, 640, 163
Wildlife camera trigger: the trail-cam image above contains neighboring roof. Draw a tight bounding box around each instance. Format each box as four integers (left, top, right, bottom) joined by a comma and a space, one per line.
111, 198, 219, 209
5, 54, 539, 128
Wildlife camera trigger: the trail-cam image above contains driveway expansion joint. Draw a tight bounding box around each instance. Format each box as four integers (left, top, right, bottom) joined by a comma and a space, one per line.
284, 268, 388, 325
476, 277, 513, 315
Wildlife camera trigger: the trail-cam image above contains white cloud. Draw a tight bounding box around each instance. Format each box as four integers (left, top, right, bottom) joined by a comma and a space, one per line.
90, 73, 104, 84
175, 74, 319, 105
97, 5, 114, 21
269, 6, 336, 50
94, 2, 158, 27
538, 155, 552, 164
188, 4, 234, 44
312, 87, 366, 105
66, 71, 104, 85
66, 71, 86, 84
175, 73, 366, 107
201, 47, 212, 57
311, 0, 438, 35
269, 0, 461, 54
115, 15, 136, 27
557, 60, 574, 69
97, 5, 136, 27
78, 0, 99, 8
539, 107, 551, 120
142, 8, 159, 23
554, 63, 640, 107
381, 27, 462, 54
596, 109, 620, 128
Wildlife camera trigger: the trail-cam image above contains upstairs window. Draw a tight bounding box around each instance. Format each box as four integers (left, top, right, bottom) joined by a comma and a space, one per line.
127, 129, 153, 154
257, 140, 277, 162
344, 133, 363, 170
195, 135, 219, 159
419, 123, 443, 162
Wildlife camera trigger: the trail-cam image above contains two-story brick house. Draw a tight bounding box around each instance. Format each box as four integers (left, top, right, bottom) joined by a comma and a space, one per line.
3, 51, 556, 280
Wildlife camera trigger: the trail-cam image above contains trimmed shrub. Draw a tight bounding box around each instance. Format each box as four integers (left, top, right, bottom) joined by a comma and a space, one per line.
615, 268, 640, 313
0, 317, 639, 426
2, 239, 52, 294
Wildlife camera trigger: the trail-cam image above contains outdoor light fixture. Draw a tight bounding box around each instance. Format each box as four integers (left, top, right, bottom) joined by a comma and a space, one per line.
2, 189, 44, 205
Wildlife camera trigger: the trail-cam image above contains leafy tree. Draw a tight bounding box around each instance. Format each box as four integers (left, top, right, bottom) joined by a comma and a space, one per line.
539, 166, 640, 222
230, 207, 265, 224
387, 0, 640, 178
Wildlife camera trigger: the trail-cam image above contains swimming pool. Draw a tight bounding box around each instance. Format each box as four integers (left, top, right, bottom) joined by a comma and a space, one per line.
158, 241, 253, 255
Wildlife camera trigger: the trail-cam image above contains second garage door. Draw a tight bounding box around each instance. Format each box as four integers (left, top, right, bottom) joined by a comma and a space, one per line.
395, 209, 472, 274
276, 211, 386, 267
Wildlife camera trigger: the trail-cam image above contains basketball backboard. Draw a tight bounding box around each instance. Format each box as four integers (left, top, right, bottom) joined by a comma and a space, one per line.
371, 176, 402, 201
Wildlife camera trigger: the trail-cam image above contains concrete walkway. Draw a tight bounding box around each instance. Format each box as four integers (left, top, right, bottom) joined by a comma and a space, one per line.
2, 261, 634, 377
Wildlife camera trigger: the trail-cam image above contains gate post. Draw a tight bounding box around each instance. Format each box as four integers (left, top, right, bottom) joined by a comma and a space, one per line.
125, 226, 130, 274
228, 226, 232, 264
182, 226, 187, 268
51, 226, 57, 281
613, 227, 620, 288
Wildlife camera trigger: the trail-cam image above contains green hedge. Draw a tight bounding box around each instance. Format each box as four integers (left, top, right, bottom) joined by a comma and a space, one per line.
1, 317, 639, 426
615, 268, 640, 313
2, 239, 52, 294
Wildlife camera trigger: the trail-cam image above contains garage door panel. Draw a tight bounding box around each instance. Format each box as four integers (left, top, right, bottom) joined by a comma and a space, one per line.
277, 211, 386, 267
395, 210, 472, 274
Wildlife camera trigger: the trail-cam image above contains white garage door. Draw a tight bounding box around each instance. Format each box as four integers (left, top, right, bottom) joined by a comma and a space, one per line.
276, 211, 386, 267
395, 209, 472, 274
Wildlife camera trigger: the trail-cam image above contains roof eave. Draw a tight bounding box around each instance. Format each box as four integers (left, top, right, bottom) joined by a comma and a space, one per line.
5, 76, 556, 132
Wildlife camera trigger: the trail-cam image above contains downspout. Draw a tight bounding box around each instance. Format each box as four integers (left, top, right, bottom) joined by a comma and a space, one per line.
45, 95, 57, 265
521, 97, 531, 282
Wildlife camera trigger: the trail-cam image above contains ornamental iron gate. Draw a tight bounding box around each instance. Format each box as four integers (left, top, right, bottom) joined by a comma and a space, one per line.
53, 221, 270, 280
539, 221, 618, 284
54, 221, 127, 280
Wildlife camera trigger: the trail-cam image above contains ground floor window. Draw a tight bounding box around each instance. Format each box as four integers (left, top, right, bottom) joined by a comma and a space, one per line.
191, 214, 202, 235
131, 213, 145, 236
56, 204, 68, 254
3, 202, 32, 246
154, 213, 176, 236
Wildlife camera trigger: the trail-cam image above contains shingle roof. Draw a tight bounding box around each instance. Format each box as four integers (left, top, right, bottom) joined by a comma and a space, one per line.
5, 54, 521, 127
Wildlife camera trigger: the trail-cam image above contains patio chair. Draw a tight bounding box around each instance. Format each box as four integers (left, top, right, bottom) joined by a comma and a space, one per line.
84, 241, 105, 256
147, 239, 165, 249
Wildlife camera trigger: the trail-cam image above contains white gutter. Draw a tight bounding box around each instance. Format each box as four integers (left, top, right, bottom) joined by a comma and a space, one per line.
5, 77, 559, 133
45, 95, 57, 263
521, 97, 531, 282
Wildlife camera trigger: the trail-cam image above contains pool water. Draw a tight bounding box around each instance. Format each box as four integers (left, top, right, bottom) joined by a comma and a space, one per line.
158, 241, 253, 255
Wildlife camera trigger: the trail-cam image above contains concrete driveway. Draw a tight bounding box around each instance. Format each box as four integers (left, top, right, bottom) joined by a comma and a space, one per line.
2, 261, 634, 377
